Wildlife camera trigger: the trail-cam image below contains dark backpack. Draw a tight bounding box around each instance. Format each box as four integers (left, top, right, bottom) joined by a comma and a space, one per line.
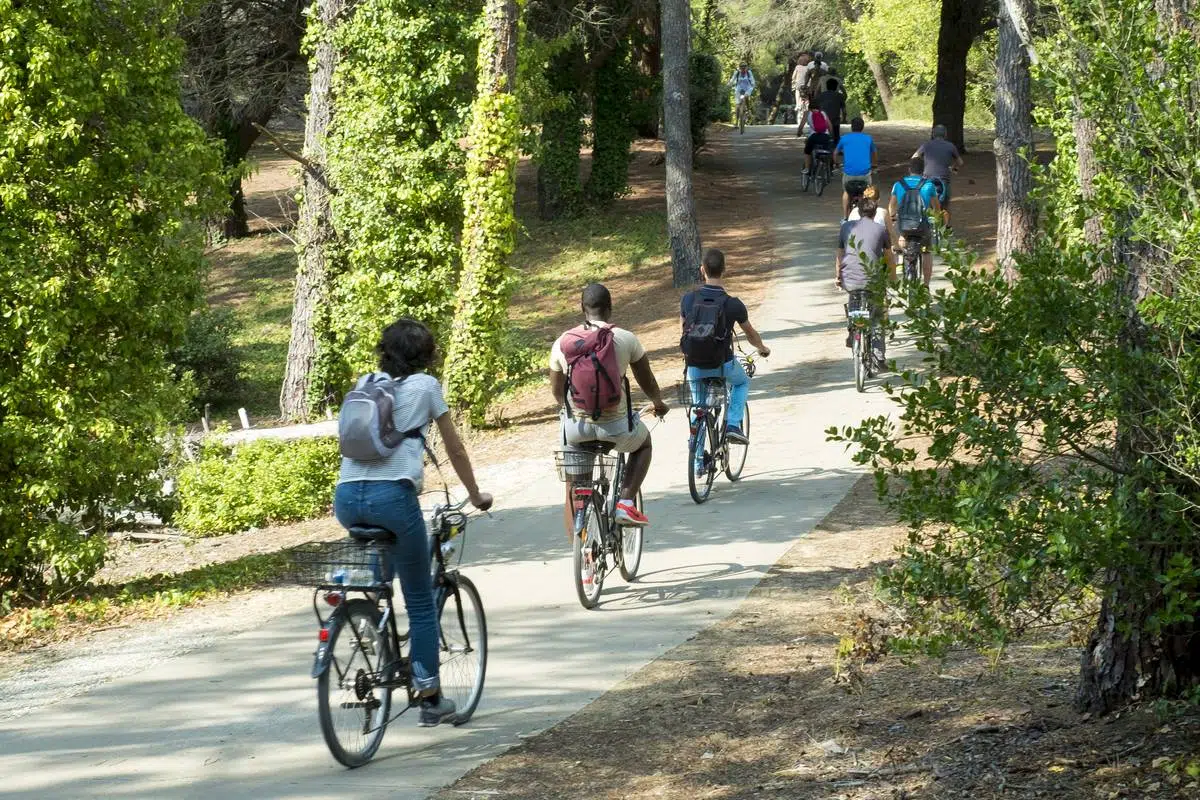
897, 178, 931, 235
337, 373, 424, 461
680, 292, 729, 368
563, 325, 626, 421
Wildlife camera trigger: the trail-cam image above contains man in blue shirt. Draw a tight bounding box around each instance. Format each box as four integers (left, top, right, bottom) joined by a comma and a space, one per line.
833, 117, 877, 220
889, 157, 942, 285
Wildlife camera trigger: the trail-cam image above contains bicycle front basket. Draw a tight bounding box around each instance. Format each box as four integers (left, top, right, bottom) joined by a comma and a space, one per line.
291, 539, 389, 588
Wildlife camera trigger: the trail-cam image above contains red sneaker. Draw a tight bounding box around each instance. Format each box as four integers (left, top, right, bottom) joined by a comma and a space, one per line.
614, 500, 649, 528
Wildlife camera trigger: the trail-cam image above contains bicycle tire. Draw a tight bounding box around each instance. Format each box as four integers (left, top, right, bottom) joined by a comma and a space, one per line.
437, 573, 487, 724
573, 500, 605, 609
688, 414, 718, 504
799, 169, 810, 192
617, 489, 644, 581
904, 240, 920, 285
317, 598, 393, 768
725, 402, 750, 481
853, 333, 865, 393
815, 163, 829, 197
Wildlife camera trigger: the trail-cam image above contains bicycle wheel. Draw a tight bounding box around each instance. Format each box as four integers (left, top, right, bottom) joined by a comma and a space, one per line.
725, 402, 750, 481
816, 163, 829, 197
617, 489, 644, 581
904, 241, 920, 284
573, 500, 605, 609
688, 414, 718, 504
438, 573, 487, 724
738, 104, 746, 134
799, 169, 810, 192
853, 332, 866, 393
317, 598, 393, 768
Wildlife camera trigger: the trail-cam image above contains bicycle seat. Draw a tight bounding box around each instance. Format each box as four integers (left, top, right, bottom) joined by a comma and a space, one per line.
699, 376, 727, 387
347, 525, 396, 543
814, 149, 833, 156
573, 440, 616, 454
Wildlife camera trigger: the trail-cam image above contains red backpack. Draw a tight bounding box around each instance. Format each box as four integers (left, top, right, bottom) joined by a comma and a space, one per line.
562, 324, 627, 421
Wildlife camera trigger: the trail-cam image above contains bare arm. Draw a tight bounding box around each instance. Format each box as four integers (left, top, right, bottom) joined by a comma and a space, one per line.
629, 355, 668, 415
740, 320, 770, 357
836, 248, 846, 284
550, 369, 567, 407
883, 247, 897, 283
435, 413, 492, 509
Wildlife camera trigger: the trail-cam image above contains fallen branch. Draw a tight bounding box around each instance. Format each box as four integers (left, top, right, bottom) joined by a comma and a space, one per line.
251, 123, 334, 193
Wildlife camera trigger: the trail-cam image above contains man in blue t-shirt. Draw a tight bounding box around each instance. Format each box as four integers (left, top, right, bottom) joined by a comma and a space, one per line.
889, 157, 943, 285
680, 249, 770, 457
833, 117, 877, 221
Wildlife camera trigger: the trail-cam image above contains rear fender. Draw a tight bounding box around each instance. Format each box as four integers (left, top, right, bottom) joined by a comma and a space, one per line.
311, 606, 345, 678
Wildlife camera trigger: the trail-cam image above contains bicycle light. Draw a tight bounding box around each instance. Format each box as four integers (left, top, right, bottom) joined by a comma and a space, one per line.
318, 627, 330, 642
323, 592, 341, 607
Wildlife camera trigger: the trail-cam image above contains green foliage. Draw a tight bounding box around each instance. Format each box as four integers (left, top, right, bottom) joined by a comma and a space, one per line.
175, 437, 340, 536
587, 41, 639, 205
0, 0, 225, 606
171, 307, 243, 411
312, 0, 480, 401
524, 33, 584, 220
833, 0, 1200, 703
444, 14, 522, 423
838, 48, 884, 120
689, 51, 725, 150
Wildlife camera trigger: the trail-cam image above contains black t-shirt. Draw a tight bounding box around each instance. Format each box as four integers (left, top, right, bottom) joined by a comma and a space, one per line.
815, 89, 845, 124
680, 285, 749, 364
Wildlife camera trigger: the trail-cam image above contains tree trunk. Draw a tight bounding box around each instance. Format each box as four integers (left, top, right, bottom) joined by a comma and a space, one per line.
933, 0, 991, 151
280, 0, 349, 422
994, 0, 1036, 278
661, 0, 701, 288
536, 42, 584, 220
1073, 113, 1103, 248
866, 54, 895, 119
632, 1, 661, 138
443, 0, 520, 422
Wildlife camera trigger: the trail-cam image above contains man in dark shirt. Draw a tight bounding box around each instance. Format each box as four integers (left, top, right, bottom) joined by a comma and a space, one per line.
680, 249, 770, 448
814, 77, 847, 145
913, 124, 964, 227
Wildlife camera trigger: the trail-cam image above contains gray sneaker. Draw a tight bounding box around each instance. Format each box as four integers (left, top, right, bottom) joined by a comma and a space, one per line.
418, 696, 457, 727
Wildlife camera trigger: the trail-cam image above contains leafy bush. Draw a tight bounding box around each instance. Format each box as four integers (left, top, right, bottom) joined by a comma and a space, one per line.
171, 307, 242, 411
175, 438, 340, 536
689, 51, 725, 150
0, 1, 224, 607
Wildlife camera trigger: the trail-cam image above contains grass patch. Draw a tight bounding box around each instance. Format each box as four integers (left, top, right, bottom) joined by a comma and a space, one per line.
204, 235, 296, 424
0, 550, 293, 653
885, 91, 995, 129
510, 206, 668, 333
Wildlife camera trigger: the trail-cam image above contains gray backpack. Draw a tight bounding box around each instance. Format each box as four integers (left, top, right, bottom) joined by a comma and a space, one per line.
337, 373, 424, 461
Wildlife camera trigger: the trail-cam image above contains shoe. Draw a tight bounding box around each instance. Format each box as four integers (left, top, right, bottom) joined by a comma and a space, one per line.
614, 500, 649, 527
726, 425, 749, 445
418, 695, 457, 727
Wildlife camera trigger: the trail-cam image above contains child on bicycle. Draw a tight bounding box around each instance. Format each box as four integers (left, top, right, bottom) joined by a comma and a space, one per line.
333, 318, 493, 728
680, 249, 771, 468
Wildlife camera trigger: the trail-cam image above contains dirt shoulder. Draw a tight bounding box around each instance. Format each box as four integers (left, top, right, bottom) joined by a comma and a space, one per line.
438, 475, 1200, 800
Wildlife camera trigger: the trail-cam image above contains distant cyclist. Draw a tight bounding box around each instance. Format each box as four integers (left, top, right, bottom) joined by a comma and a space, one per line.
802, 107, 834, 177
791, 52, 814, 136
806, 51, 830, 98
680, 248, 770, 453
836, 195, 896, 368
890, 157, 942, 285
728, 62, 756, 122
913, 124, 964, 229
813, 76, 846, 146
550, 283, 668, 529
834, 117, 877, 220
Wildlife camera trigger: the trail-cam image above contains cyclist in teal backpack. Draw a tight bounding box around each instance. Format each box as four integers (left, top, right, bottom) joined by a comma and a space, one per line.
680, 249, 771, 452
889, 157, 942, 285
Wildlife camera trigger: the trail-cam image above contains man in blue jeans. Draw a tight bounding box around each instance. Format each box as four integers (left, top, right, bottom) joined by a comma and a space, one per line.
680, 249, 770, 465
834, 116, 877, 221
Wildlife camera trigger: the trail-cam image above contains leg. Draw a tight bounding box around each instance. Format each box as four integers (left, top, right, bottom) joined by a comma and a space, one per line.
722, 358, 749, 430
841, 188, 850, 219
621, 436, 652, 501
922, 248, 934, 285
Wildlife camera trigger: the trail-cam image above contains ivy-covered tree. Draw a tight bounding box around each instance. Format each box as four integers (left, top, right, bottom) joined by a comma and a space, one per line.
0, 0, 224, 605
444, 0, 521, 422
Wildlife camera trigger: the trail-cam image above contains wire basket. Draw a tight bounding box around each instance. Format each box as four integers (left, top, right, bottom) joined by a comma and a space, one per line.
291, 539, 390, 588
675, 380, 728, 408
553, 448, 618, 483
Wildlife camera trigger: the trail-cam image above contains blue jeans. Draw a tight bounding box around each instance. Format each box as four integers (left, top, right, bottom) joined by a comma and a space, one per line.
688, 359, 749, 428
333, 480, 439, 693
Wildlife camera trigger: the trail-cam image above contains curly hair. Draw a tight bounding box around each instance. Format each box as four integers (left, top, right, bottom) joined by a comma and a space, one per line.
376, 318, 436, 377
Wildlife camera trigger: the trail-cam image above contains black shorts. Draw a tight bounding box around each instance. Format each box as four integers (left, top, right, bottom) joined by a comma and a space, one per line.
805, 133, 832, 155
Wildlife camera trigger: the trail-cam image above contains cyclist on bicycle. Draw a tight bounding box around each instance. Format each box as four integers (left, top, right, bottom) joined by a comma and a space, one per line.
889, 157, 942, 285
834, 117, 877, 221
837, 195, 895, 368
813, 75, 846, 146
334, 318, 493, 728
550, 283, 669, 528
680, 248, 770, 456
802, 107, 834, 177
791, 52, 814, 136
913, 124, 963, 229
729, 62, 756, 122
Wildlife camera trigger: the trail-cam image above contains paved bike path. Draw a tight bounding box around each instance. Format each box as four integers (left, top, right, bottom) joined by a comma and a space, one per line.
0, 125, 929, 799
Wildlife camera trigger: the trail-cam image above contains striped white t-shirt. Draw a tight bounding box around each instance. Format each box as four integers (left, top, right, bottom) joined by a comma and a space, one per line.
337, 372, 449, 491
